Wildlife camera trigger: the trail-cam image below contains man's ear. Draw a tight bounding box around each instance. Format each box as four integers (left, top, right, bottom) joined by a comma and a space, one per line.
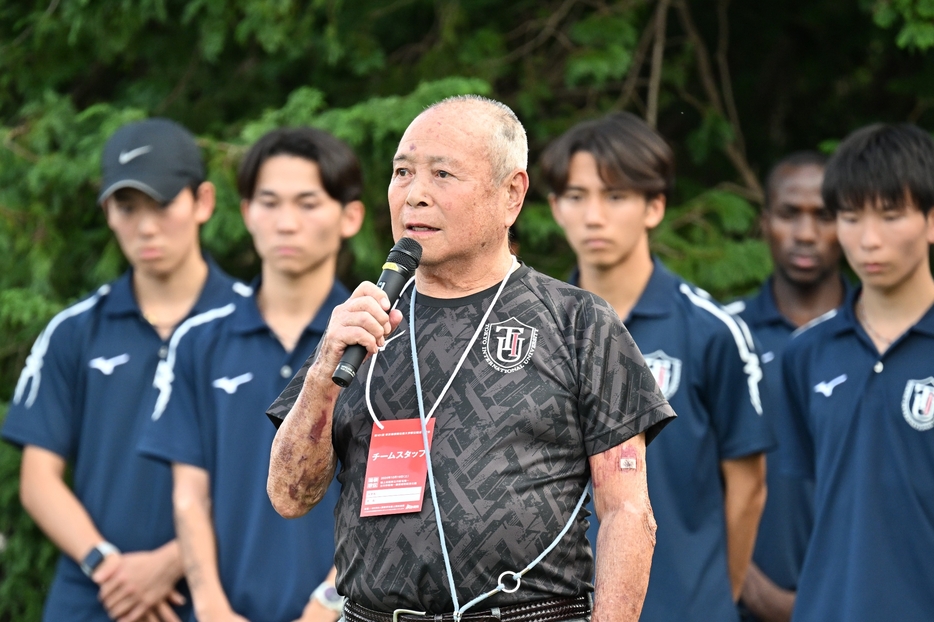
644, 194, 666, 230
925, 207, 934, 245
759, 208, 772, 239
340, 200, 365, 239
548, 192, 566, 229
193, 181, 216, 224
505, 170, 530, 220
240, 198, 253, 234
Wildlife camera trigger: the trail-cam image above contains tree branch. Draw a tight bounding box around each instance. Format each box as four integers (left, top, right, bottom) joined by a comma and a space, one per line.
2, 125, 39, 164
673, 0, 723, 115
646, 0, 671, 128
155, 52, 200, 114
615, 12, 656, 110
674, 0, 762, 201
1, 0, 61, 52
716, 0, 745, 158
499, 0, 580, 64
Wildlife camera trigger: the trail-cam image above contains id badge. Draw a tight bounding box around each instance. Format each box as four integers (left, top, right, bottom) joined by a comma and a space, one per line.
361, 418, 435, 517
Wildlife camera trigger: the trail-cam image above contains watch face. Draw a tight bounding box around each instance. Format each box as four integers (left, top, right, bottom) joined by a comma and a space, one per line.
81, 549, 105, 576
322, 586, 341, 604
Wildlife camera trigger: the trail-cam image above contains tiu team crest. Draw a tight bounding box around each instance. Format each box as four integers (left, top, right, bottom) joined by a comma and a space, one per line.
483, 317, 537, 373
643, 350, 682, 399
902, 377, 934, 431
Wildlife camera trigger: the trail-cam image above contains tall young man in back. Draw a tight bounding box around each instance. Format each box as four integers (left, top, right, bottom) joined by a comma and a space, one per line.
2, 118, 242, 621
138, 128, 364, 622
729, 153, 847, 622
542, 112, 773, 622
777, 123, 934, 622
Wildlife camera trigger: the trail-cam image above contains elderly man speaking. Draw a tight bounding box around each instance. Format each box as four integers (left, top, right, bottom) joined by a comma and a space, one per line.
266, 96, 674, 622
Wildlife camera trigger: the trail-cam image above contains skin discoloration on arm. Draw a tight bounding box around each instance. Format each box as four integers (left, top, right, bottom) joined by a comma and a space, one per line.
590, 434, 654, 622
268, 280, 403, 519
267, 364, 340, 518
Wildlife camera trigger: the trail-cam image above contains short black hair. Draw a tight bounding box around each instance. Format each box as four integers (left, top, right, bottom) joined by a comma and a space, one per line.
540, 112, 674, 201
822, 123, 934, 216
237, 127, 363, 204
764, 151, 827, 210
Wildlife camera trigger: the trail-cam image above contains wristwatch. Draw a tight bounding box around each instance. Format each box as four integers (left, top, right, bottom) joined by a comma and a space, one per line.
80, 542, 120, 577
311, 581, 345, 612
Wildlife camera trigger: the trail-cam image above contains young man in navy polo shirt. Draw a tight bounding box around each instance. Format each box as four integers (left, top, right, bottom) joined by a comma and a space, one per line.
729, 153, 848, 622
1, 118, 243, 622
542, 112, 774, 622
138, 128, 363, 622
777, 123, 934, 621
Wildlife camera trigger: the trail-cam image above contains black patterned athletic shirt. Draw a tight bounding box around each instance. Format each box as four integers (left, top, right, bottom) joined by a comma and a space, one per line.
268, 265, 675, 613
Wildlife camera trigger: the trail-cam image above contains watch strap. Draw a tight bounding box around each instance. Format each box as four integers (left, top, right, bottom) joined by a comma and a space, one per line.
80, 541, 120, 577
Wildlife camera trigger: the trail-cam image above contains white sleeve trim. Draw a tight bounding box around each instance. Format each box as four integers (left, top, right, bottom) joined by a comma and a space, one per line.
679, 283, 764, 415
13, 284, 112, 408
151, 303, 237, 421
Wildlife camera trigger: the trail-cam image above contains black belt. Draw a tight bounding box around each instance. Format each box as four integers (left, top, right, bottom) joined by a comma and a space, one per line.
344, 596, 591, 622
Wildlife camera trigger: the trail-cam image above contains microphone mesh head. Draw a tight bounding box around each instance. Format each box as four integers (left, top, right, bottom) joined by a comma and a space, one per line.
387, 238, 422, 274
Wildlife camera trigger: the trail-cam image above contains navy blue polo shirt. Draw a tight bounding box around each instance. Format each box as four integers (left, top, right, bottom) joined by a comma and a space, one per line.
730, 278, 850, 602
1, 261, 241, 622
777, 290, 934, 622
576, 259, 774, 622
138, 280, 347, 622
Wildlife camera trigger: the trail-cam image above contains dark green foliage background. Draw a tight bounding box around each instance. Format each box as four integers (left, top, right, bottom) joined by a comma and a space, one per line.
1, 1, 932, 618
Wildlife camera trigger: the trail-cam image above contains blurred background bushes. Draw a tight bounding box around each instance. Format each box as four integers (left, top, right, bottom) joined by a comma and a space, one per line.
2, 0, 933, 618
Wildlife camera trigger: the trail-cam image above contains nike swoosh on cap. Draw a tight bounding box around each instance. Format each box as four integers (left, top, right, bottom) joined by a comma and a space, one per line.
118, 146, 153, 164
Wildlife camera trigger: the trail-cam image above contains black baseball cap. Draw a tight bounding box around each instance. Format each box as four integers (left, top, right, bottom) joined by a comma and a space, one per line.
98, 118, 205, 205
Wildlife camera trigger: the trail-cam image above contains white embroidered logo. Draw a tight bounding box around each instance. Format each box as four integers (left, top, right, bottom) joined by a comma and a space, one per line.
482, 317, 537, 373
813, 374, 847, 397
902, 377, 934, 431
643, 350, 682, 400
212, 372, 254, 395
88, 354, 130, 375
118, 146, 152, 164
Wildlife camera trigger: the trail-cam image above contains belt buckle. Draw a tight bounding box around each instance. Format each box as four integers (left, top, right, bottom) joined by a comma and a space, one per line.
393, 609, 426, 622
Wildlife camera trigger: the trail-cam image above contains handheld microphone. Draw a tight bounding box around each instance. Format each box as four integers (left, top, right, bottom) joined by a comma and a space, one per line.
331, 238, 423, 387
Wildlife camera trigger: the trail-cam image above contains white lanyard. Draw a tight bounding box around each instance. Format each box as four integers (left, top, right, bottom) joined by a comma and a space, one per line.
365, 258, 517, 429
363, 257, 590, 621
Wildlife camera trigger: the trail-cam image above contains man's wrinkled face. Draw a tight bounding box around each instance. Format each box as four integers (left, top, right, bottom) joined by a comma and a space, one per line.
388, 105, 513, 269
762, 165, 841, 287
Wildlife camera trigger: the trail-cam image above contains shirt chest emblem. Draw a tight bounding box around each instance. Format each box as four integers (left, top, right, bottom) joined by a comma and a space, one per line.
814, 374, 848, 397
902, 377, 934, 431
212, 372, 254, 394
482, 317, 537, 373
643, 350, 682, 399
88, 354, 130, 375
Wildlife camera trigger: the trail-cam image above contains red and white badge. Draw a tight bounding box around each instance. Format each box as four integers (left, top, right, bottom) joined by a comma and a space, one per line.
361, 418, 435, 517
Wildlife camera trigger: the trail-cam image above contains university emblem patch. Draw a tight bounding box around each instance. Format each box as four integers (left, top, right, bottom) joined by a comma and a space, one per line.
482, 317, 537, 373
902, 377, 934, 431
643, 350, 682, 399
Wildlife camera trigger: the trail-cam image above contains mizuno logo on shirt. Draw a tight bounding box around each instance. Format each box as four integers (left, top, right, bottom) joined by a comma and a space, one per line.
814, 374, 847, 397
89, 354, 131, 375
118, 146, 152, 164
212, 372, 253, 394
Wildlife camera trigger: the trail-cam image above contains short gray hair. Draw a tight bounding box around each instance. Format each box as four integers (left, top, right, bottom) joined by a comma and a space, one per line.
427, 95, 528, 184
